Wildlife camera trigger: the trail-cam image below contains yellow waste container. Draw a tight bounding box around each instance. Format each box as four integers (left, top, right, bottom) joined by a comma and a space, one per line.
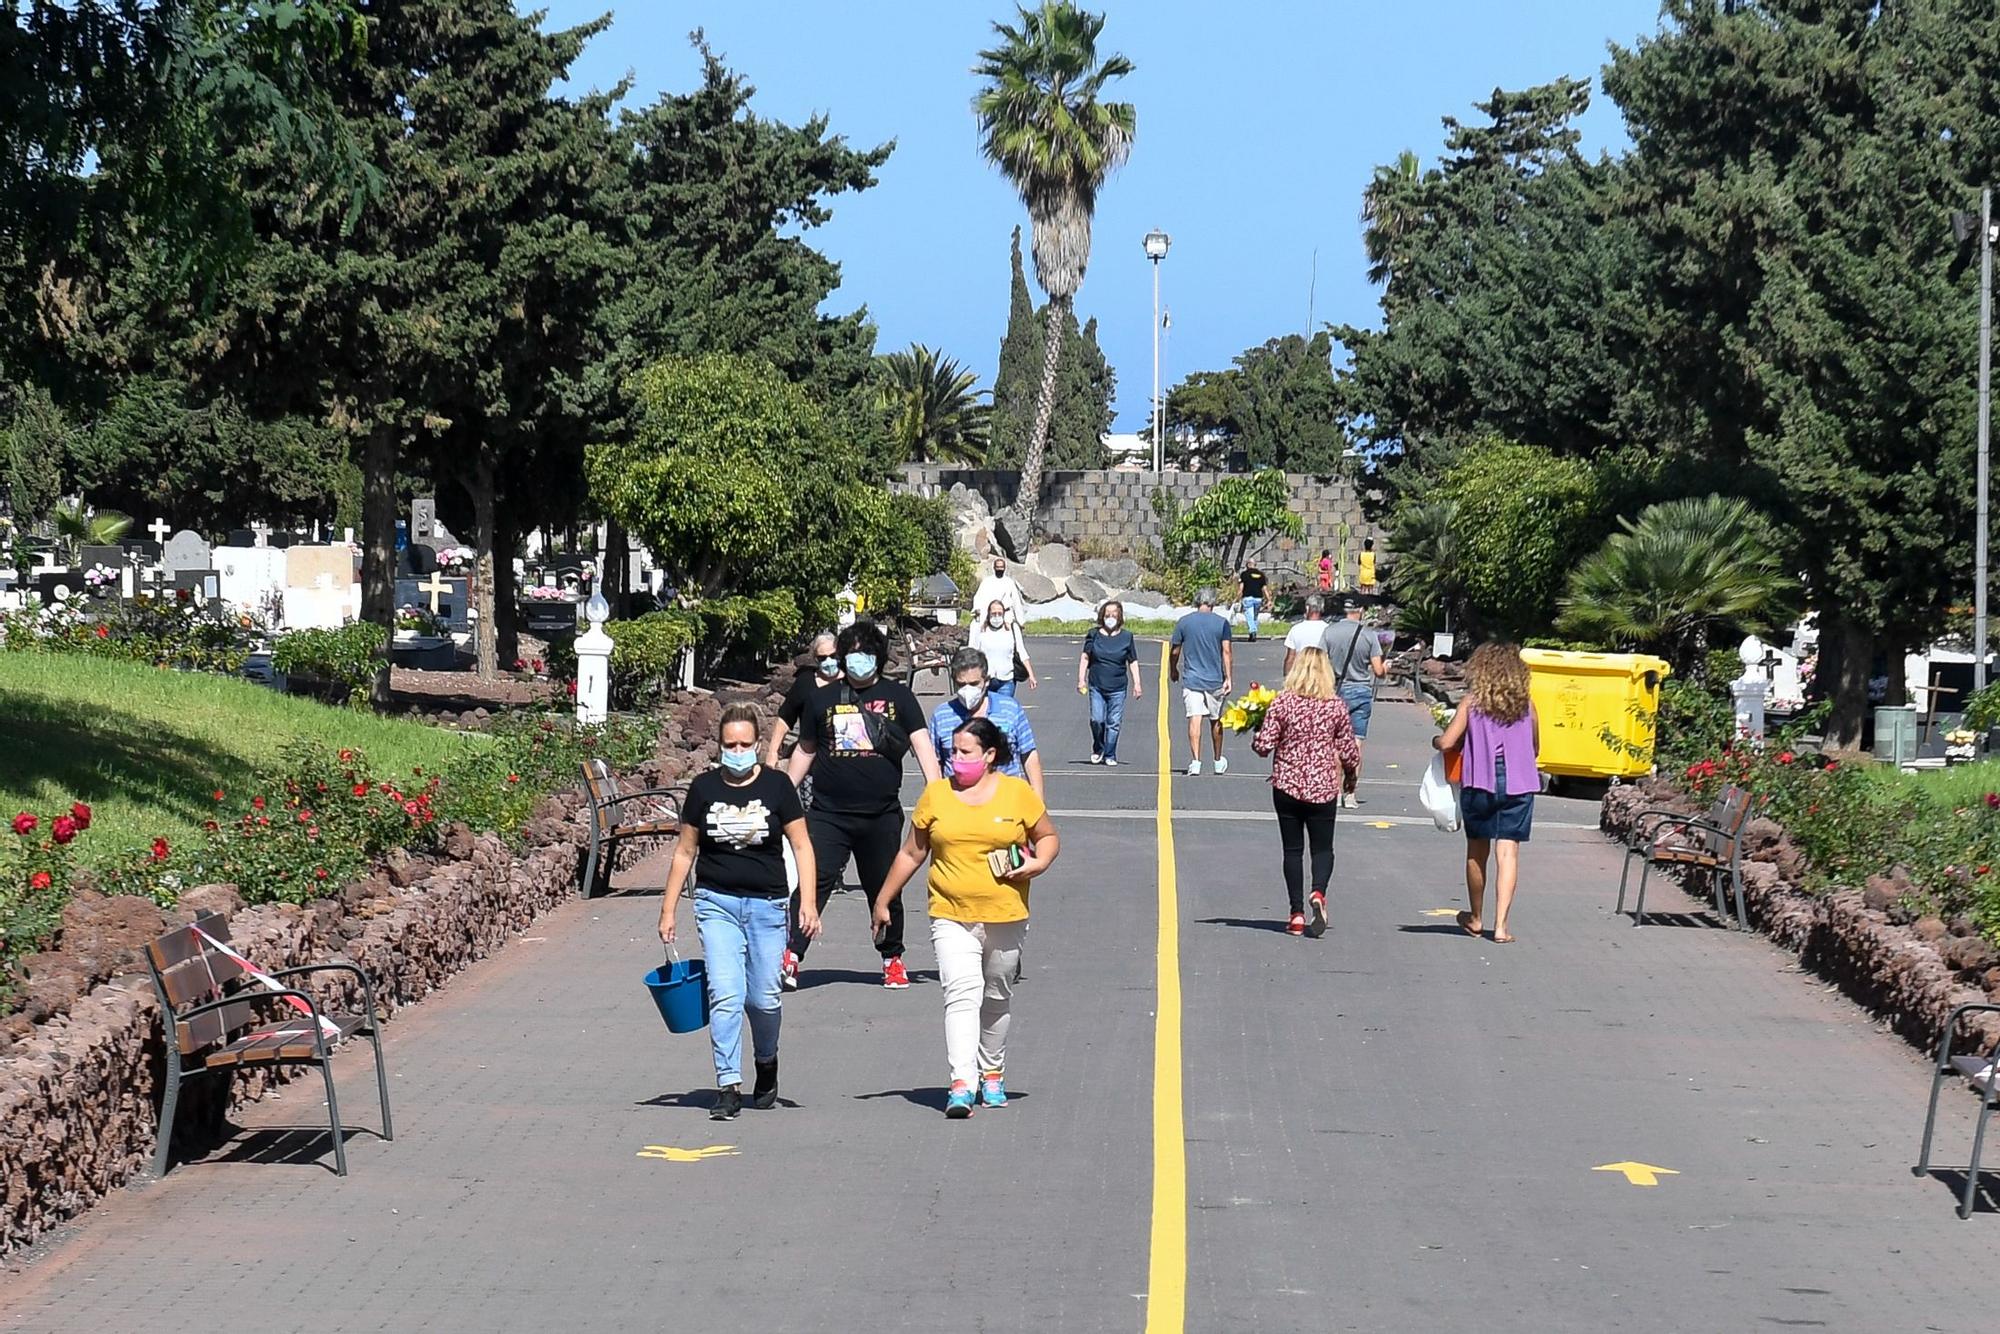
1519, 649, 1673, 781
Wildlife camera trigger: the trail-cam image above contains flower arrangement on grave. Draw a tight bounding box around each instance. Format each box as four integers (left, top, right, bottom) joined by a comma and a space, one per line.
1221, 683, 1278, 734
436, 545, 475, 572
1946, 727, 1979, 763
80, 562, 118, 590
524, 583, 576, 602
394, 604, 444, 635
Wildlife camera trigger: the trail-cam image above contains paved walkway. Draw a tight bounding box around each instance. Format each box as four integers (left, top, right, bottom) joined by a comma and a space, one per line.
3, 637, 1995, 1332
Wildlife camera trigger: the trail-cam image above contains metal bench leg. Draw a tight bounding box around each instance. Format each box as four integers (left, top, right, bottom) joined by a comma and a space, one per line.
1916, 1040, 1954, 1176
1962, 1094, 1996, 1219
1709, 864, 1728, 923
1730, 862, 1749, 931
1616, 848, 1637, 915
368, 1028, 394, 1141
320, 1058, 349, 1177
1632, 859, 1653, 926
581, 824, 601, 899
151, 1050, 182, 1178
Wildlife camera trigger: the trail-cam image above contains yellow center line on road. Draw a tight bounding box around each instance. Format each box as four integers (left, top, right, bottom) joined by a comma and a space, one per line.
1145, 640, 1186, 1333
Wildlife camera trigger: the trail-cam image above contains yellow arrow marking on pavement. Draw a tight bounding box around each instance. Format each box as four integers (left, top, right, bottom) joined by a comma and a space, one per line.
637, 1145, 740, 1163
1368, 821, 1395, 829
1419, 908, 1461, 917
1593, 1161, 1679, 1187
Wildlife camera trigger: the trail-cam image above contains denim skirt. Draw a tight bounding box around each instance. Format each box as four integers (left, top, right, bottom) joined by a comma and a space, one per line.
1462, 757, 1535, 842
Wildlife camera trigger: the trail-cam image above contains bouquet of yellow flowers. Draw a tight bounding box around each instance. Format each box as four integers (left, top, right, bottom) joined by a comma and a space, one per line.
1221, 683, 1279, 734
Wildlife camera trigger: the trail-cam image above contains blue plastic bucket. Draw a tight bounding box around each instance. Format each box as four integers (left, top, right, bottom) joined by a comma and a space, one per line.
644, 957, 709, 1033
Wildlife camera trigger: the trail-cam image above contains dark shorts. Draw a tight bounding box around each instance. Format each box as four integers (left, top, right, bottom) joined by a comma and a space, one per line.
1463, 758, 1534, 842
1340, 686, 1374, 738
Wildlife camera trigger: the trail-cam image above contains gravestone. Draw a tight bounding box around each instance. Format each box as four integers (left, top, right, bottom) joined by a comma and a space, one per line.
397, 542, 439, 578
395, 573, 470, 631
411, 497, 461, 548
75, 545, 132, 600
285, 544, 353, 592
162, 530, 213, 576
33, 571, 84, 604
226, 529, 257, 549
171, 569, 223, 607
281, 544, 360, 629
215, 546, 288, 615
119, 539, 163, 565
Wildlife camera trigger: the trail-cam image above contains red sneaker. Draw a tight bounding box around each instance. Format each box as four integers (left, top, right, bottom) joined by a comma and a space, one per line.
1287, 913, 1306, 936
780, 950, 800, 991
882, 957, 911, 989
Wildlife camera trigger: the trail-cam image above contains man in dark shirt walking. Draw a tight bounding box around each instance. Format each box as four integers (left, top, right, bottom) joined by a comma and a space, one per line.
1237, 559, 1271, 642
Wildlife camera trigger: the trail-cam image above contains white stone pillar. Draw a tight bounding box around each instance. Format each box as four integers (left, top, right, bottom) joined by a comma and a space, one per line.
576, 592, 612, 725
1731, 675, 1768, 744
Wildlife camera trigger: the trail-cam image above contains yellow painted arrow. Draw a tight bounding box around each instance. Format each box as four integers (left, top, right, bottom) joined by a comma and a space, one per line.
1593, 1161, 1679, 1187
1368, 821, 1395, 829
637, 1144, 740, 1163
1420, 907, 1461, 918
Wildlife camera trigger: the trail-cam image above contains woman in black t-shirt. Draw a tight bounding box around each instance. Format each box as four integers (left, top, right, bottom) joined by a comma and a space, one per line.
661, 703, 820, 1120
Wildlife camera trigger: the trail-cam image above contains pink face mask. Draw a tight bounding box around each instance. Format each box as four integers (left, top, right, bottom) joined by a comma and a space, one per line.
950, 757, 990, 786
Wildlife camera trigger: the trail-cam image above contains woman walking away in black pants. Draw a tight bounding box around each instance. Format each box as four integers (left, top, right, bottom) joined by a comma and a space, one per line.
1251, 646, 1361, 937
785, 620, 941, 988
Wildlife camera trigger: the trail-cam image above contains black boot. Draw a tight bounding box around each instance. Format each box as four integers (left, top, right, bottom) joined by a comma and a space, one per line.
752, 1058, 779, 1109
710, 1085, 742, 1120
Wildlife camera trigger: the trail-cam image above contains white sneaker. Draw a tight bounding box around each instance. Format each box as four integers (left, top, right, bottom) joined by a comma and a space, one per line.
1187, 760, 1202, 776
1215, 757, 1229, 775
1105, 758, 1120, 767
1089, 753, 1103, 765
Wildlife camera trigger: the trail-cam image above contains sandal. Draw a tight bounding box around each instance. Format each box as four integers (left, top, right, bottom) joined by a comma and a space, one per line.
1493, 931, 1516, 944
1454, 910, 1482, 938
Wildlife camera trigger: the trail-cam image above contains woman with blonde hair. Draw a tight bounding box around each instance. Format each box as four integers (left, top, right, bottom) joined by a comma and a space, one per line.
1433, 642, 1540, 943
1251, 645, 1361, 937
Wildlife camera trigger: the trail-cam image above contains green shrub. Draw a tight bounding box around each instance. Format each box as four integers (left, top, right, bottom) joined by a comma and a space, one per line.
1426, 440, 1604, 638
435, 711, 656, 841
1, 801, 90, 999
274, 622, 386, 704
2, 595, 254, 674
893, 491, 956, 577
1967, 682, 2000, 733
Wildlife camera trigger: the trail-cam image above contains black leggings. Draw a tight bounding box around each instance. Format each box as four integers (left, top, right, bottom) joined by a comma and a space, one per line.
1272, 787, 1338, 915
790, 807, 906, 960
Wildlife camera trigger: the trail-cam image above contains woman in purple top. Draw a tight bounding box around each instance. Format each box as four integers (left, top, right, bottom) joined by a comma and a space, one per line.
1432, 642, 1540, 943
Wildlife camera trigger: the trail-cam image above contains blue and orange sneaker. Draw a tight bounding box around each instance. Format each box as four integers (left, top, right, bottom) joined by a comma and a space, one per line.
945, 1081, 976, 1119
979, 1073, 1007, 1108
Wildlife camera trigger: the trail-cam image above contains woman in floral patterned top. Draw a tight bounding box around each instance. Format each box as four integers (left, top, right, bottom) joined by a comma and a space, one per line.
1251, 646, 1362, 937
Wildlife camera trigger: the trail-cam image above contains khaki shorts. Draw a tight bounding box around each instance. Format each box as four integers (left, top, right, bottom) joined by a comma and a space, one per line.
1183, 688, 1225, 718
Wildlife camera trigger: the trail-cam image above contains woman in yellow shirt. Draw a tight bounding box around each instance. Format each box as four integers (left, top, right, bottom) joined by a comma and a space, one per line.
875, 716, 1060, 1118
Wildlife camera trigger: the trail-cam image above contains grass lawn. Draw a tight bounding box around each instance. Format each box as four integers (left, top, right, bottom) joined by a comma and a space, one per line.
0, 654, 484, 865
1872, 758, 2000, 806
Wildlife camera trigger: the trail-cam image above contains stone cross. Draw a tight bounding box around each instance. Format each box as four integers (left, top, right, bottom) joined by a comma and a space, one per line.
418, 569, 453, 614
148, 517, 171, 545
251, 521, 272, 548
31, 549, 63, 576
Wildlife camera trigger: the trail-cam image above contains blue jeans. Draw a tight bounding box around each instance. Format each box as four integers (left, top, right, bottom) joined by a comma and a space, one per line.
693, 889, 787, 1086
1242, 597, 1262, 637
990, 679, 1017, 698
1090, 687, 1128, 760
1340, 685, 1375, 739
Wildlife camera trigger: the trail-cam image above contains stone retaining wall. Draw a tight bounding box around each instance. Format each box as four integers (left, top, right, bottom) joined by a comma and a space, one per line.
0, 676, 781, 1257
1601, 780, 2000, 1058
895, 465, 1382, 569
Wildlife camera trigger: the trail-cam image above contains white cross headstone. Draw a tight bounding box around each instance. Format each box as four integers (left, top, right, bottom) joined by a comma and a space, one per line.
31, 549, 63, 577
251, 521, 272, 548
419, 569, 453, 614
148, 517, 171, 545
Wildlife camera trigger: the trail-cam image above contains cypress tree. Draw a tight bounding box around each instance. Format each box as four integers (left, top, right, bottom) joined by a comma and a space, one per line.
990, 226, 1113, 471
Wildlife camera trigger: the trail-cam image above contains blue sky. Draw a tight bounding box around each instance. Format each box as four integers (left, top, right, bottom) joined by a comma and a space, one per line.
535, 1, 1666, 429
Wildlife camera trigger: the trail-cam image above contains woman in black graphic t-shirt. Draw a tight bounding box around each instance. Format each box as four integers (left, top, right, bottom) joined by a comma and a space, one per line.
661, 703, 819, 1120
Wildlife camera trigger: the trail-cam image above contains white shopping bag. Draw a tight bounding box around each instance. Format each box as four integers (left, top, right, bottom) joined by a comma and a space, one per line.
1419, 754, 1461, 833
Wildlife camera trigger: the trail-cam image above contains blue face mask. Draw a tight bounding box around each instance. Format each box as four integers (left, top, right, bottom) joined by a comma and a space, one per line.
844, 652, 878, 680
818, 656, 840, 679
719, 748, 757, 776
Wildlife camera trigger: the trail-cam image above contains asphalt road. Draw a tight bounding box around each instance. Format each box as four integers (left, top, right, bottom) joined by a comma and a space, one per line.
4, 635, 1996, 1333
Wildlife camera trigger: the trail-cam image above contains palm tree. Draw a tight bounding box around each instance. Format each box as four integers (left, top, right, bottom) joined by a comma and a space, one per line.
1387, 497, 1463, 629
1360, 149, 1424, 287
1556, 495, 1798, 674
878, 345, 993, 465
50, 501, 133, 562
974, 2, 1135, 548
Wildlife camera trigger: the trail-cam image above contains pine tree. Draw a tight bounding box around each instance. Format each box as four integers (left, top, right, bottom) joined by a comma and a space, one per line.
989, 227, 1113, 471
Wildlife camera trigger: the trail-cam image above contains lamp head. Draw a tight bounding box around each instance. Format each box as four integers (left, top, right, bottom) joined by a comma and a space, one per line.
585, 592, 610, 625
1143, 228, 1171, 261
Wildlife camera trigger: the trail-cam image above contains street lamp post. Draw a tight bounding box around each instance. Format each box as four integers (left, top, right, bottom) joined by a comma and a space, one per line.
1144, 228, 1171, 473
1956, 192, 1995, 690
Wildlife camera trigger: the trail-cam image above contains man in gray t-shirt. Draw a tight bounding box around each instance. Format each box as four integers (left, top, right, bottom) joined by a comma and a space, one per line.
1169, 589, 1234, 776
1318, 601, 1387, 806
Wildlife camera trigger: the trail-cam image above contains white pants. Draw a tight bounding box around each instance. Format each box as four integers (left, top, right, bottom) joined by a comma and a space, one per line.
931, 917, 1028, 1086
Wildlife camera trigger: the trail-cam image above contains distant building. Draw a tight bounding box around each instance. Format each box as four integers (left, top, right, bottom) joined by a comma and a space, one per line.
1102, 431, 1150, 469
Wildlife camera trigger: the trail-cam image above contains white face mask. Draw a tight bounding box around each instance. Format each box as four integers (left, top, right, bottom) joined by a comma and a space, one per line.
988, 614, 1005, 628
955, 683, 987, 711
1102, 616, 1121, 631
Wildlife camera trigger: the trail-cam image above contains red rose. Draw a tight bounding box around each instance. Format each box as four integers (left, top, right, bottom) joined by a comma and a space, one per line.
507, 774, 520, 784
28, 871, 52, 891
51, 815, 77, 844
1986, 792, 1999, 810
403, 800, 421, 815
353, 783, 369, 797
256, 816, 269, 827
338, 748, 354, 763
69, 802, 92, 829
532, 658, 544, 673
1777, 751, 1794, 764
314, 867, 328, 880
298, 809, 312, 823
252, 795, 265, 810
307, 826, 318, 839
202, 820, 218, 832
11, 812, 37, 836
95, 624, 108, 639
150, 837, 169, 862
213, 789, 225, 802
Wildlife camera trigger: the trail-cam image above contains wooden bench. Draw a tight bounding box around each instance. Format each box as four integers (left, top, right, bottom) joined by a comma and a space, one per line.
579, 758, 683, 897
145, 912, 391, 1178
1916, 1001, 2000, 1217
1615, 784, 1753, 929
